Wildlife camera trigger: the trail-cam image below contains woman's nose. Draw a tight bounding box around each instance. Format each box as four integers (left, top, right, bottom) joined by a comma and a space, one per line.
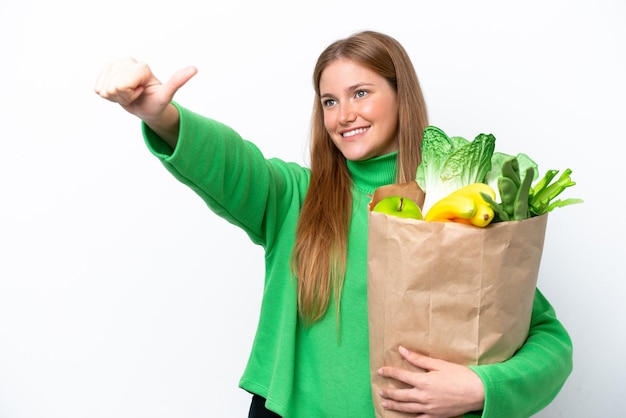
338, 104, 356, 124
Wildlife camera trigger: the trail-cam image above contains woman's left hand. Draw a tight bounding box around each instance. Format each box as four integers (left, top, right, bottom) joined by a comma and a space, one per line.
377, 345, 485, 418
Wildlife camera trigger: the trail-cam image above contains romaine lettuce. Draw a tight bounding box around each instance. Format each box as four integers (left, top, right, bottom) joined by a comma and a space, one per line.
416, 126, 495, 213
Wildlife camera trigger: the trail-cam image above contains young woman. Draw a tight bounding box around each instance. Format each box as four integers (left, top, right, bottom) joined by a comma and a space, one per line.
95, 30, 572, 418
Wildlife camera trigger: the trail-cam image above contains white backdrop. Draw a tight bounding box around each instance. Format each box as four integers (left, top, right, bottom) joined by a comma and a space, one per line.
1, 1, 624, 417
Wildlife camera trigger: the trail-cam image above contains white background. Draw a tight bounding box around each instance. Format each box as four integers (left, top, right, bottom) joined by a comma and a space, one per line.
1, 0, 624, 417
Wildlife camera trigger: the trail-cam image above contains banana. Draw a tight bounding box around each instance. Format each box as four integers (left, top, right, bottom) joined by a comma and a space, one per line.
452, 183, 497, 227
424, 194, 477, 222
468, 202, 495, 227
425, 183, 497, 227
449, 183, 496, 202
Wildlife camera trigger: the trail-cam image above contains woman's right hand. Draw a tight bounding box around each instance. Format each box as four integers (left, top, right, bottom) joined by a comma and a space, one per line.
95, 57, 197, 146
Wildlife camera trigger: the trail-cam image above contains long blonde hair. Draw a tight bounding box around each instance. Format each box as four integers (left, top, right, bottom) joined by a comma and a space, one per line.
292, 31, 429, 325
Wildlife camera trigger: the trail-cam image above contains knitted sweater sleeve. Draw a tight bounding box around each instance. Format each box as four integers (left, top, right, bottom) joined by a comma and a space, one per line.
141, 103, 307, 247
466, 288, 573, 418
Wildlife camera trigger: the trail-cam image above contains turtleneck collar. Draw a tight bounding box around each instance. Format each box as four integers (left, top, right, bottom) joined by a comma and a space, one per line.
346, 151, 398, 195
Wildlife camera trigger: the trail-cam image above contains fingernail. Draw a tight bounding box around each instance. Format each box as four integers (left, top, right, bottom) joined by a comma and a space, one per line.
377, 368, 383, 375
399, 345, 408, 355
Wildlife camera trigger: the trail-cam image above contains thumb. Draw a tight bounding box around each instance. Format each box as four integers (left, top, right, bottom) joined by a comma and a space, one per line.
162, 66, 198, 99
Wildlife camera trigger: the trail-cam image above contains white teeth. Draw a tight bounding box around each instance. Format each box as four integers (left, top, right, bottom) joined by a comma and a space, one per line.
342, 127, 368, 138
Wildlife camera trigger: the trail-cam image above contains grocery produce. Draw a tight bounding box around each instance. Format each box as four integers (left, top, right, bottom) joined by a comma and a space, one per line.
424, 194, 476, 222
372, 195, 423, 220
480, 156, 583, 222
466, 200, 495, 227
416, 126, 495, 214
530, 168, 581, 215
415, 125, 582, 226
424, 183, 497, 227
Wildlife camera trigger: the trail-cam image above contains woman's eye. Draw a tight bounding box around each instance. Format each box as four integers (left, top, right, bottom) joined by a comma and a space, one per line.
323, 98, 336, 107
355, 90, 368, 99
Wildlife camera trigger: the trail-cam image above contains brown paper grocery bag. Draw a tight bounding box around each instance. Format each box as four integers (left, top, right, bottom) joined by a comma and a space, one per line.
367, 181, 548, 418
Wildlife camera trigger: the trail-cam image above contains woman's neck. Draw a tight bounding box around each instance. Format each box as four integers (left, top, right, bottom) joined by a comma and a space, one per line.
346, 151, 398, 195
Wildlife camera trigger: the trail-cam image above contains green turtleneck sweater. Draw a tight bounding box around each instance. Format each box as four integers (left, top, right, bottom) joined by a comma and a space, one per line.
143, 104, 572, 418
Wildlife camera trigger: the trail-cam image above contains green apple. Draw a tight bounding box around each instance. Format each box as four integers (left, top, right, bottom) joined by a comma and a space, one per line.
372, 195, 423, 220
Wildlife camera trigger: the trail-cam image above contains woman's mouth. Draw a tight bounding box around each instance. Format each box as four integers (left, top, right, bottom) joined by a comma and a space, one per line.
342, 127, 369, 138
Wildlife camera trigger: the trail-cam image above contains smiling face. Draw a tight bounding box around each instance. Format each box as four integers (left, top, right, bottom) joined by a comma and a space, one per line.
319, 58, 399, 162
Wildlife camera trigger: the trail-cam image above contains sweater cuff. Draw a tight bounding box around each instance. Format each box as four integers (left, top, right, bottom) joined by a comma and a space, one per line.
467, 365, 492, 418
142, 101, 187, 159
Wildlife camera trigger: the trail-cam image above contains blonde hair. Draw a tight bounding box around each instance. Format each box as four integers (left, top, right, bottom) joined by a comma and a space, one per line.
292, 31, 429, 325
